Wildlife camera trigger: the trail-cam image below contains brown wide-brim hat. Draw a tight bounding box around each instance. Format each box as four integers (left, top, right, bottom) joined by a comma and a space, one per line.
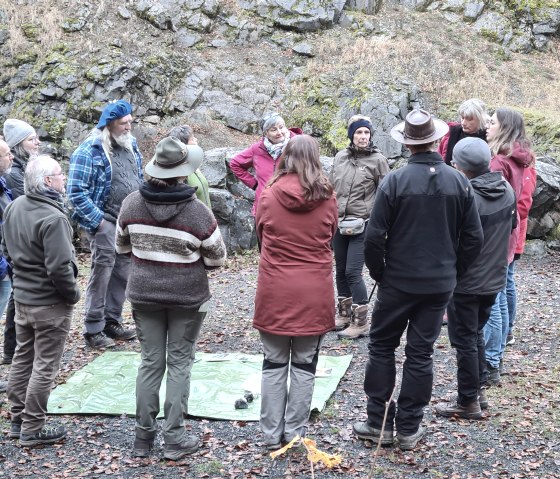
390, 109, 449, 145
145, 137, 204, 179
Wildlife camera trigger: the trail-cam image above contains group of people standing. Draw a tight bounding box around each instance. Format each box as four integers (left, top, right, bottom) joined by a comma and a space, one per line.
230, 101, 535, 451
0, 96, 536, 457
0, 101, 226, 458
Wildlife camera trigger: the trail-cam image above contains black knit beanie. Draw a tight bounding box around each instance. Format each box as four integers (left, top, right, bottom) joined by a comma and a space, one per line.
348, 119, 373, 142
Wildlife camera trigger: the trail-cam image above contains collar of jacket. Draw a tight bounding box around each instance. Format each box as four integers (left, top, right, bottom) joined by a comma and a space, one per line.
11, 154, 27, 170
139, 182, 197, 204
26, 192, 65, 213
408, 151, 444, 164
348, 142, 380, 157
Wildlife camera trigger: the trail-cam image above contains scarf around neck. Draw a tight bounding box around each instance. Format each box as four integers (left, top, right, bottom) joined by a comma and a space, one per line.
264, 135, 289, 160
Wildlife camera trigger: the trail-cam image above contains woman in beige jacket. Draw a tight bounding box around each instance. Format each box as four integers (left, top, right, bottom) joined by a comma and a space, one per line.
329, 115, 389, 339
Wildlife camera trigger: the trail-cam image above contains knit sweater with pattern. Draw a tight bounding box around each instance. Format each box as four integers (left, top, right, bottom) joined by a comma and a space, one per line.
116, 182, 227, 309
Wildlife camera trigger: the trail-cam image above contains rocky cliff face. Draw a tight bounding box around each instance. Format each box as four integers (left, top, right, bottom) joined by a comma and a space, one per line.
1, 0, 559, 251
396, 0, 560, 53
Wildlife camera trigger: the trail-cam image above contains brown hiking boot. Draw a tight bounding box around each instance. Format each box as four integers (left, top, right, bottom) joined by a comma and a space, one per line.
434, 400, 482, 420
337, 304, 368, 339
334, 297, 353, 331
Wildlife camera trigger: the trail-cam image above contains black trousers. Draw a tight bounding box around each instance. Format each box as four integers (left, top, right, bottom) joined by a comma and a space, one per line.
332, 230, 368, 305
3, 293, 16, 360
447, 292, 497, 404
364, 283, 451, 435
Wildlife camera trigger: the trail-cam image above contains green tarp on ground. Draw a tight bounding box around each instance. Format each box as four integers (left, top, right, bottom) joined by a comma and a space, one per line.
48, 351, 353, 421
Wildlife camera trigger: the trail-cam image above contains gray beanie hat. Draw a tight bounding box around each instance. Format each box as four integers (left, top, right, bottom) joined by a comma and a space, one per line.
3, 119, 35, 148
452, 137, 491, 175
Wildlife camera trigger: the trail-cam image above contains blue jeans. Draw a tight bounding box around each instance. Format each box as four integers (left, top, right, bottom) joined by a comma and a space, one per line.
0, 280, 11, 317
483, 287, 508, 368
506, 261, 517, 335
1, 282, 14, 360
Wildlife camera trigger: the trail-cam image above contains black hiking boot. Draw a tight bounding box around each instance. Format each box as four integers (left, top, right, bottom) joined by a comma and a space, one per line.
104, 322, 137, 341
19, 424, 67, 447
84, 331, 115, 349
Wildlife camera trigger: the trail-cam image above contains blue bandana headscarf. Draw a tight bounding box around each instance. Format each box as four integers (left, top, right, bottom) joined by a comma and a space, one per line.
96, 100, 133, 129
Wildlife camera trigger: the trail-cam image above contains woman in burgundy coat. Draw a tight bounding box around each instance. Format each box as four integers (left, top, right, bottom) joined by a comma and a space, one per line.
253, 135, 337, 451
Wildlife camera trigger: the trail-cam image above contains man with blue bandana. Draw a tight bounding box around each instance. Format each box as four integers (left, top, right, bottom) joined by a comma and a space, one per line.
68, 100, 143, 349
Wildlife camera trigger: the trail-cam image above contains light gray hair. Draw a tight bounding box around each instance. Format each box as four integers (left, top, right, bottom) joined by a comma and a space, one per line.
90, 126, 114, 155
458, 99, 489, 131
260, 112, 285, 134
24, 155, 60, 195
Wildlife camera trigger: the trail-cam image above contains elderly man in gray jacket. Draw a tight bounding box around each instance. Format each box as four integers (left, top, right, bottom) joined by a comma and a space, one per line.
3, 155, 80, 447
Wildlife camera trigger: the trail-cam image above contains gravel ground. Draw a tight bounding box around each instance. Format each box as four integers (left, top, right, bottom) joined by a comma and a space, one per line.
1, 251, 559, 479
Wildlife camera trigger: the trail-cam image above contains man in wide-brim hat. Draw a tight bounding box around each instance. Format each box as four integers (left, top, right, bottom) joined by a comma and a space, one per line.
353, 109, 484, 451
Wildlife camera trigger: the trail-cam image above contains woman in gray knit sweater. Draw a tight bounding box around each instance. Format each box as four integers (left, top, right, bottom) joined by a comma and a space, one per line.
116, 137, 227, 461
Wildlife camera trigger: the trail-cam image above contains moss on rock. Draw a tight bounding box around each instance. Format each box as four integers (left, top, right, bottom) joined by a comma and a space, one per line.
522, 109, 560, 157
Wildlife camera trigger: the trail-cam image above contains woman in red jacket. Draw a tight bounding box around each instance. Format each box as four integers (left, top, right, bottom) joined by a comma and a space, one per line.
229, 112, 302, 216
253, 135, 337, 451
483, 108, 535, 384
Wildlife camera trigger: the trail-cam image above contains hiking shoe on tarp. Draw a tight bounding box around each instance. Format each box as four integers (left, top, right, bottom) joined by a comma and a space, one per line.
19, 424, 67, 447
353, 422, 394, 446
163, 435, 199, 460
397, 426, 425, 451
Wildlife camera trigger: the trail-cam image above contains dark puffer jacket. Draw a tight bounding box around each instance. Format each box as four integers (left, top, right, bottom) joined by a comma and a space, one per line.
5, 153, 28, 199
455, 171, 517, 295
